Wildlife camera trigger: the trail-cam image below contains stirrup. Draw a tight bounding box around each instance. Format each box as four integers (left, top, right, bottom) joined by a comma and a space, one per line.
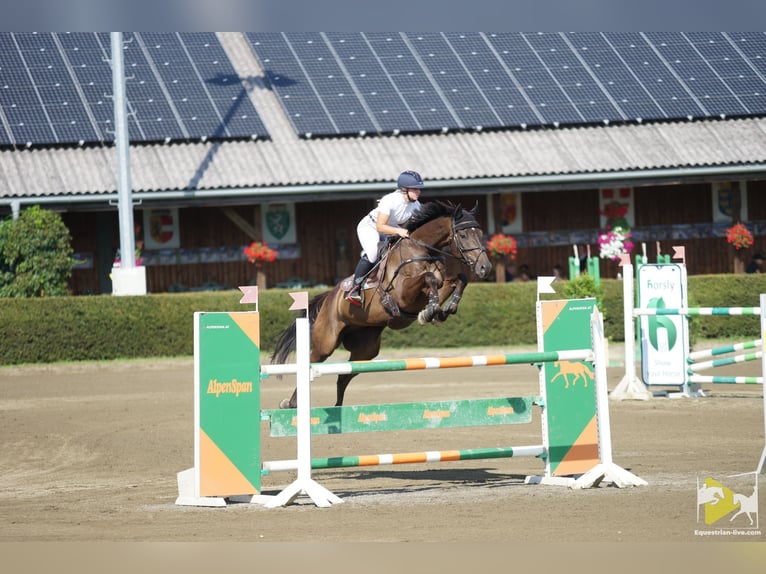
345, 287, 363, 307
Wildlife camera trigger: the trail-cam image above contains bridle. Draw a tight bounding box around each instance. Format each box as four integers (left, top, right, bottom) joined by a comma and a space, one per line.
405, 213, 486, 269
448, 217, 487, 269
381, 211, 486, 293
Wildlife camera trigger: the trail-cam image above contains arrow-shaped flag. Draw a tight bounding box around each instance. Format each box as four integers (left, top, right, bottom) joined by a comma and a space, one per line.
537, 276, 556, 294
289, 291, 309, 311
238, 285, 259, 307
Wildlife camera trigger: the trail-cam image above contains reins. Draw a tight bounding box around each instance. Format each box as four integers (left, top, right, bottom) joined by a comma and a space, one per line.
407, 217, 486, 268
381, 240, 444, 293
379, 213, 485, 295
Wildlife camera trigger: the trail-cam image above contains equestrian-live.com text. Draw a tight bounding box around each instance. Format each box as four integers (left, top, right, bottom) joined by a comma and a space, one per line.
694, 529, 762, 536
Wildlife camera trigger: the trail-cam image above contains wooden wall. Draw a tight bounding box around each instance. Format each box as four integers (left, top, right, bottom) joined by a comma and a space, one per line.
64, 178, 766, 294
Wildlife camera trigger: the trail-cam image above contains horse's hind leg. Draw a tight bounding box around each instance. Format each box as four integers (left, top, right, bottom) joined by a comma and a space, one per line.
335, 373, 358, 407
280, 390, 298, 410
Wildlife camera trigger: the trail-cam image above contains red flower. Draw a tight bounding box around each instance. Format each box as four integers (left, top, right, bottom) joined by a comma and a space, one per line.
244, 241, 278, 268
726, 223, 754, 251
485, 234, 517, 261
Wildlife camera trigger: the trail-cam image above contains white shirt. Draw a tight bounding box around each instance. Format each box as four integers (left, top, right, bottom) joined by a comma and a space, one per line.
368, 190, 421, 228
357, 189, 422, 263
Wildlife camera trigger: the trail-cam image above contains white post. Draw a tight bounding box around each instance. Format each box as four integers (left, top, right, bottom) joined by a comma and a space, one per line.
110, 32, 147, 296
611, 262, 650, 400
572, 309, 648, 488
758, 294, 766, 475
265, 315, 343, 508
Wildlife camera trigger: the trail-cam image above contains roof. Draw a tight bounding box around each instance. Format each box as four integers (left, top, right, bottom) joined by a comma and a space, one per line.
2, 32, 766, 208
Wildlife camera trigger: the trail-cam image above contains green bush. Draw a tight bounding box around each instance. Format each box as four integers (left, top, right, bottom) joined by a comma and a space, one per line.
2, 274, 766, 365
0, 206, 74, 297
562, 273, 603, 307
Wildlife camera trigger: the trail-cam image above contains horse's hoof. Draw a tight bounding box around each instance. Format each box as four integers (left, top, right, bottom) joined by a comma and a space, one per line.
279, 398, 292, 409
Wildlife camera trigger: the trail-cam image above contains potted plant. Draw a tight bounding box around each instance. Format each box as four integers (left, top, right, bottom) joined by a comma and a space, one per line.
485, 233, 517, 283
243, 241, 278, 289
598, 202, 634, 264
725, 222, 754, 273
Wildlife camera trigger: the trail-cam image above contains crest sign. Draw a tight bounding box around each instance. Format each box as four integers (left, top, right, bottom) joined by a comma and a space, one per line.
262, 203, 296, 244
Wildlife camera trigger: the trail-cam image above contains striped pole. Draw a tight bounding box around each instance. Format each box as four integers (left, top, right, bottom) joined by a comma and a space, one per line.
688, 340, 761, 361
261, 349, 593, 378
634, 307, 761, 316
263, 445, 545, 472
688, 351, 763, 372
687, 375, 763, 385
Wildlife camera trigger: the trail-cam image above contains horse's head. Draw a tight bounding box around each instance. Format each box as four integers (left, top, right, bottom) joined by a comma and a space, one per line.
450, 203, 492, 279
405, 200, 492, 279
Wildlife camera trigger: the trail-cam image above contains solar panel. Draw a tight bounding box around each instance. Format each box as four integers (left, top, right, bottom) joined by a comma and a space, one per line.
248, 32, 462, 136
0, 32, 269, 147
248, 32, 766, 138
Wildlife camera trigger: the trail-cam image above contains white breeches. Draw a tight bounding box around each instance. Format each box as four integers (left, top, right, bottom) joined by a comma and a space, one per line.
357, 217, 384, 263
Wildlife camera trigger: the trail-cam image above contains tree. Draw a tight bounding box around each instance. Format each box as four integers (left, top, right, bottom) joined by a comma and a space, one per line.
0, 205, 75, 297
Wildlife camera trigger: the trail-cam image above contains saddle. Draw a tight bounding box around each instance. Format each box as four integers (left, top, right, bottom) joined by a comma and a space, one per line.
340, 239, 401, 316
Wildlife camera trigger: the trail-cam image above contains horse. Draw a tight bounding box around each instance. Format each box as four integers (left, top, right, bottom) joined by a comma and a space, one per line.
696, 484, 724, 507
730, 487, 758, 525
551, 361, 593, 388
271, 200, 493, 408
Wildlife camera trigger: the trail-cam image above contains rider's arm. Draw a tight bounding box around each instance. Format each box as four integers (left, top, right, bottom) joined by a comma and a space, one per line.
376, 212, 409, 238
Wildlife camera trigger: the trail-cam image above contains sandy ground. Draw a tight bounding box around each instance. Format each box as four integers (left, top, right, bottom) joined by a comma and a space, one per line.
1, 342, 765, 547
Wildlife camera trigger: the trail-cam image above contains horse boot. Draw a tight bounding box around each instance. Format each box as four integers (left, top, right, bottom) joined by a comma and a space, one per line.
345, 255, 374, 306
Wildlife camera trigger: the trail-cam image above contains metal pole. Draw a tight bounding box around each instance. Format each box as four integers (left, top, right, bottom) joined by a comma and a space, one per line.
111, 32, 135, 271
758, 294, 766, 474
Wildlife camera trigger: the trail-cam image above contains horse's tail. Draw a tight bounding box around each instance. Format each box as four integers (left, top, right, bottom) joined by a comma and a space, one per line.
270, 288, 335, 364
270, 319, 297, 365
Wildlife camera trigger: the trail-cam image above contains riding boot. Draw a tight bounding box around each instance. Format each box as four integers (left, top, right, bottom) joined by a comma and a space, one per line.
345, 255, 374, 306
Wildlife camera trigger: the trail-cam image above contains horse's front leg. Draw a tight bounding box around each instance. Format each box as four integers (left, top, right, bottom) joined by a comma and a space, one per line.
417, 272, 442, 325
435, 273, 467, 321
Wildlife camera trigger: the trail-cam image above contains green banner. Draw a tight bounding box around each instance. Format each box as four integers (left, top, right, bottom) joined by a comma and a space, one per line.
538, 299, 599, 477
264, 396, 540, 436
196, 312, 261, 497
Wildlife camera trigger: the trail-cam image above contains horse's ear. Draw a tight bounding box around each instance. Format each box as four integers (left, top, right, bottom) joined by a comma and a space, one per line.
453, 204, 463, 219
469, 201, 479, 216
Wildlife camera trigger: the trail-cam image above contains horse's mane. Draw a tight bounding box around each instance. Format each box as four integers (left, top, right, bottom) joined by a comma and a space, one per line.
404, 200, 476, 232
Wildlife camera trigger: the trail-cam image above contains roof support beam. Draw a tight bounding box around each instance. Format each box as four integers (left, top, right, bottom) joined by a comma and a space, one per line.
221, 206, 260, 240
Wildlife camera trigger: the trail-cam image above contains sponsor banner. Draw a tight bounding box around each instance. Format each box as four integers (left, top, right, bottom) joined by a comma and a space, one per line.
639, 264, 688, 386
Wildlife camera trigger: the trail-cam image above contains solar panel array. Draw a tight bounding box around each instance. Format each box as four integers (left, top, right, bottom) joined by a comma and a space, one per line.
247, 32, 766, 138
0, 32, 269, 147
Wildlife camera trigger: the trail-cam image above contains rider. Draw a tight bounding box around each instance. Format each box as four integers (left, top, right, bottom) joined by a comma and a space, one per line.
344, 170, 425, 306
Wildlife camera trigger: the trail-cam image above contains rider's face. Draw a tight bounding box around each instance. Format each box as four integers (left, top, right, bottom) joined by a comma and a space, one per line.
404, 188, 421, 202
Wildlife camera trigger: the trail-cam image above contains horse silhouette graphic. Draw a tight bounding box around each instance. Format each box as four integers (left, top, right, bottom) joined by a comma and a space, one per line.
551, 361, 593, 388
697, 483, 724, 507
697, 476, 760, 527
730, 487, 758, 526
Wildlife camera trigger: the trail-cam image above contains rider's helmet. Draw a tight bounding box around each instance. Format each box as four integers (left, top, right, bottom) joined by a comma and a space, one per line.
397, 170, 425, 189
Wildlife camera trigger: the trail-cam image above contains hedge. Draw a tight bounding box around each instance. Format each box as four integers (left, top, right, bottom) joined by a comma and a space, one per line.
2, 274, 766, 366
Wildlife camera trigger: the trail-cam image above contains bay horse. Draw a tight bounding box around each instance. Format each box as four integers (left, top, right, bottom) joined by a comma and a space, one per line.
271, 200, 492, 408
